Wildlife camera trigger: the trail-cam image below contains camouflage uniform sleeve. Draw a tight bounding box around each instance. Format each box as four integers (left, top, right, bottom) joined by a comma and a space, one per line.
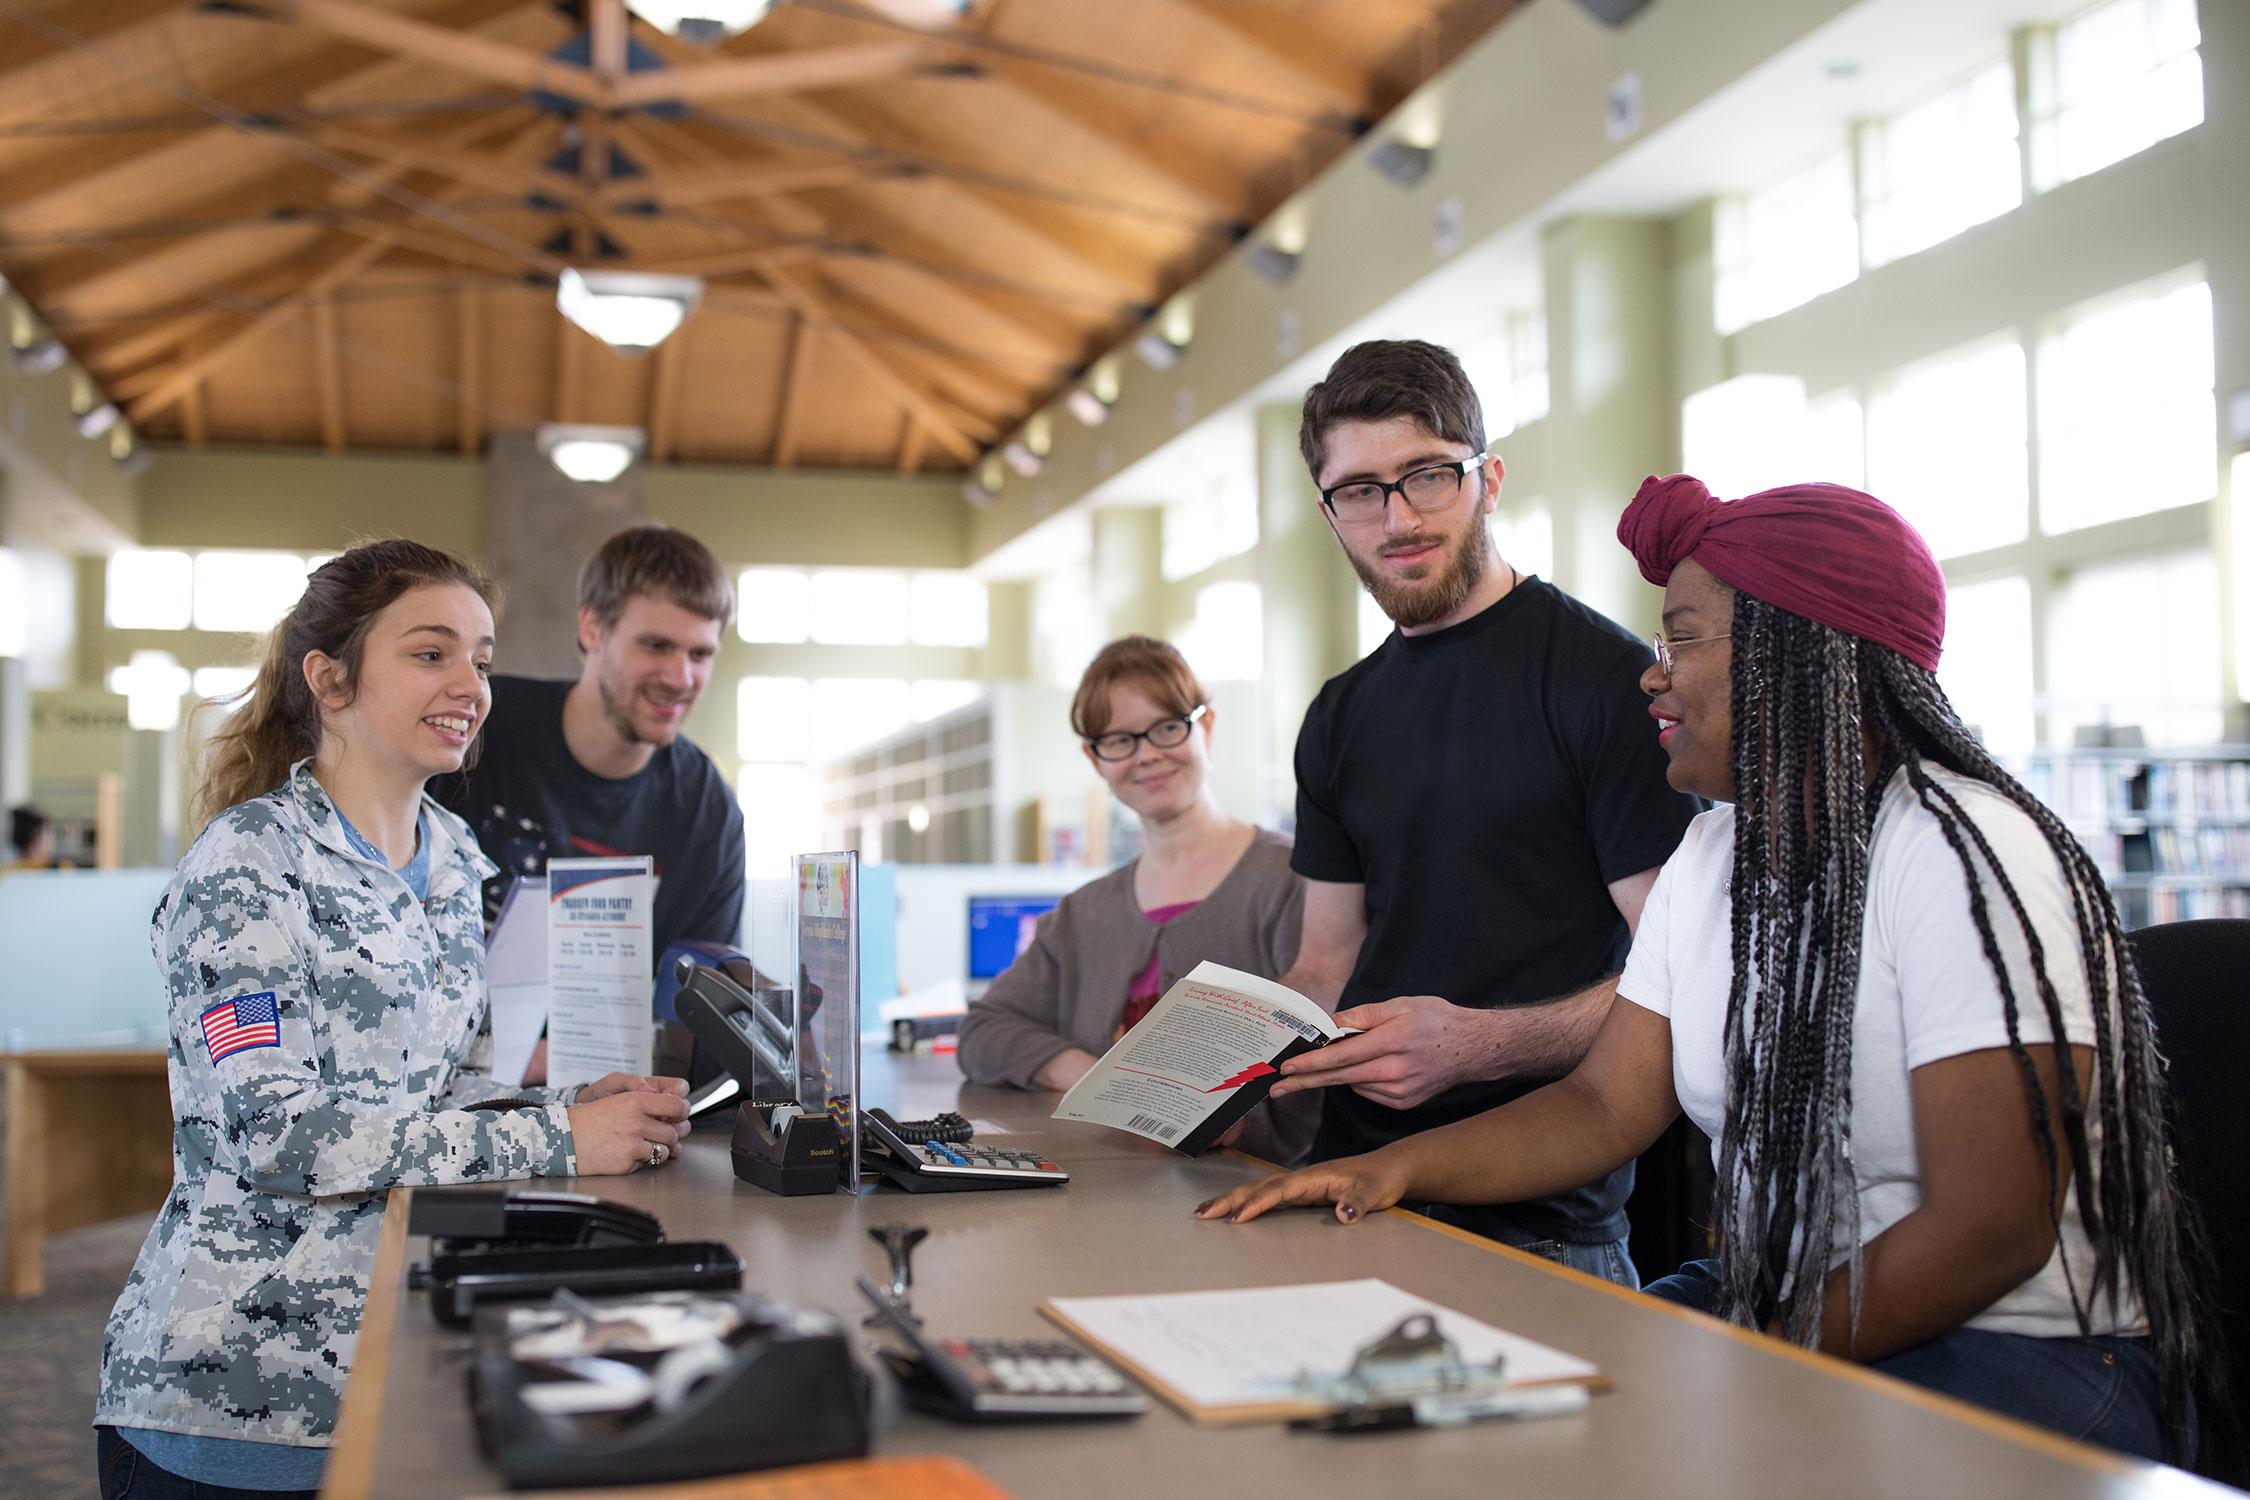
165, 840, 576, 1197
434, 1015, 579, 1109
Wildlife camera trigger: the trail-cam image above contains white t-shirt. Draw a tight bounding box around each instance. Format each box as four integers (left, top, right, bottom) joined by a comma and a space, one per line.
1618, 763, 2141, 1338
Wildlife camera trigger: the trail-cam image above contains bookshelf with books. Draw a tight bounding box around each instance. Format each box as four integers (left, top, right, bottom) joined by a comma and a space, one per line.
2020, 748, 2250, 928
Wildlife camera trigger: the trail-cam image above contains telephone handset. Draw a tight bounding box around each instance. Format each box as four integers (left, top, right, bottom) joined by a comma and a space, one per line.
407, 1187, 663, 1252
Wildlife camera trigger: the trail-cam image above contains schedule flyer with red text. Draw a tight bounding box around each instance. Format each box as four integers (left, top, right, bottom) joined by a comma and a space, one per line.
1054, 961, 1349, 1155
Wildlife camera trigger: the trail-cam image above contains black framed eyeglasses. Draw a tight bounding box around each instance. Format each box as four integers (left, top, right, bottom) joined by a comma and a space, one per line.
1319, 458, 1485, 524
1088, 704, 1208, 761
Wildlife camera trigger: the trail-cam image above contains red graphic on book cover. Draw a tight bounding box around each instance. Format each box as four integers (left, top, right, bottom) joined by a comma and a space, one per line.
1205, 1062, 1278, 1092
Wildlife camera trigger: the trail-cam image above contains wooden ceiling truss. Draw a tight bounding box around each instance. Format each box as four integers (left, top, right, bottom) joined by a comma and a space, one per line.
0, 0, 1513, 469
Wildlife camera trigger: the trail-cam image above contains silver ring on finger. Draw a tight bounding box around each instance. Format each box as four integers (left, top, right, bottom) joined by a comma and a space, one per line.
648, 1143, 664, 1168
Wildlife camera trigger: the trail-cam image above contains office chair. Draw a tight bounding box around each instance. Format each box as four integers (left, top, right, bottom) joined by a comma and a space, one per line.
2126, 917, 2250, 1483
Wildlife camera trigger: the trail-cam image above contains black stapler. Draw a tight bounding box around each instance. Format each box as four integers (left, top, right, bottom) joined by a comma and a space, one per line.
405, 1187, 742, 1326
672, 956, 842, 1196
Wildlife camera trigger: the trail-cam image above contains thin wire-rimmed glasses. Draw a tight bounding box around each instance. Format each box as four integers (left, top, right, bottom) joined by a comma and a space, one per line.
1651, 631, 1731, 674
1088, 703, 1208, 761
1319, 457, 1485, 524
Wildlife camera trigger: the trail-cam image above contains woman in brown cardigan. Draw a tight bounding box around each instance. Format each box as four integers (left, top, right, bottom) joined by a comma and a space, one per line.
956, 637, 1315, 1164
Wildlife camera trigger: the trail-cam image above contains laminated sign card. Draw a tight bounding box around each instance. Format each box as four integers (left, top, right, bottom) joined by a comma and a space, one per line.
545, 856, 654, 1090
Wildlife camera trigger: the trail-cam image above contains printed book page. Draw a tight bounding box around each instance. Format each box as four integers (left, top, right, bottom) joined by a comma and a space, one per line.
1052, 961, 1344, 1147
1043, 1279, 1601, 1422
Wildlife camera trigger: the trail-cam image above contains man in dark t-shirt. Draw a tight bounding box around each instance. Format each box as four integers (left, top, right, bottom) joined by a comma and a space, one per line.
1268, 341, 1699, 1285
440, 525, 745, 1006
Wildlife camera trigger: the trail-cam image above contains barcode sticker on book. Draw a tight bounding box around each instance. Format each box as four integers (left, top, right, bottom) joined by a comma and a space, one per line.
1126, 1113, 1180, 1140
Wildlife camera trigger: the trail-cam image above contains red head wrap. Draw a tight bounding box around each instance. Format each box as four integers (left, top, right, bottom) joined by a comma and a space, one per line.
1616, 474, 1946, 671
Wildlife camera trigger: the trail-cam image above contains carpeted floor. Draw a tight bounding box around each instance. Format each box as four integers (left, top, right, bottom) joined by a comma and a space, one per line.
0, 1211, 153, 1499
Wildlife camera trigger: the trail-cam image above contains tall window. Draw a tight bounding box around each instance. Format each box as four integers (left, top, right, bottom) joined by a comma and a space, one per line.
1938, 576, 2035, 754
2055, 0, 2202, 183
192, 552, 310, 634
1357, 590, 1390, 659
0, 549, 25, 659
736, 568, 986, 648
1716, 150, 1858, 333
809, 678, 911, 762
1684, 378, 1866, 499
1866, 340, 2029, 560
2047, 548, 2221, 746
1031, 560, 1103, 690
1805, 397, 1867, 490
1865, 60, 2021, 266
737, 676, 812, 762
737, 764, 819, 882
808, 571, 909, 646
737, 569, 812, 643
192, 666, 257, 705
1507, 310, 1549, 429
1682, 375, 1812, 499
908, 679, 981, 722
1457, 309, 1550, 437
104, 551, 194, 631
1489, 501, 1553, 581
908, 573, 989, 647
1161, 479, 1259, 582
2037, 278, 2215, 534
104, 549, 316, 634
1176, 581, 1263, 682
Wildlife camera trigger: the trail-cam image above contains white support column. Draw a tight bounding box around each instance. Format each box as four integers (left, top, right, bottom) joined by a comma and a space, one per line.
1255, 401, 1360, 828
1540, 216, 1678, 634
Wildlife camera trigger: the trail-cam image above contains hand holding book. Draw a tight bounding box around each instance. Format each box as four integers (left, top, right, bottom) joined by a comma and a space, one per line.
1051, 962, 1355, 1155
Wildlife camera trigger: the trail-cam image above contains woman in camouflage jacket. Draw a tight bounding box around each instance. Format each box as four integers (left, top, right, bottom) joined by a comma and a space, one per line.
94, 541, 692, 1500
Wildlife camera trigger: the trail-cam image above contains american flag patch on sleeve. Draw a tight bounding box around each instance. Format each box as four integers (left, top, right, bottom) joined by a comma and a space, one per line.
200, 992, 281, 1062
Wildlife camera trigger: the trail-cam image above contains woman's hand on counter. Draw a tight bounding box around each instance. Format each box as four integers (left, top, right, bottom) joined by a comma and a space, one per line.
567, 1084, 692, 1175
1193, 1152, 1410, 1226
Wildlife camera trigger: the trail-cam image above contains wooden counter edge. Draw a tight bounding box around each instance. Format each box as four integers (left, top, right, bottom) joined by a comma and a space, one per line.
1384, 1204, 2140, 1477
323, 1185, 414, 1500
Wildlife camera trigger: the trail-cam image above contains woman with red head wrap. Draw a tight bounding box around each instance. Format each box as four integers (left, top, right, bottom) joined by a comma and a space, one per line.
1203, 475, 2226, 1466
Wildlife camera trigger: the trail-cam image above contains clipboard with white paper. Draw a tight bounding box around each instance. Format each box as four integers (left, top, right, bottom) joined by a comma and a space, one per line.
1040, 1278, 1606, 1426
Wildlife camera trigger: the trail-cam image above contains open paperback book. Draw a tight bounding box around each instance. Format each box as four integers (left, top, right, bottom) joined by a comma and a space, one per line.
1052, 961, 1348, 1155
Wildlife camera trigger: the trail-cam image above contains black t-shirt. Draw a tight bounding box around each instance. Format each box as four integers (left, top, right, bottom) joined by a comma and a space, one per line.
1292, 578, 1699, 1243
438, 675, 747, 970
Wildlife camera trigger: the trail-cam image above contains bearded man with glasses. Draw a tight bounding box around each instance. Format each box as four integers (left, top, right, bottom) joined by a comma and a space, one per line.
1262, 339, 1699, 1286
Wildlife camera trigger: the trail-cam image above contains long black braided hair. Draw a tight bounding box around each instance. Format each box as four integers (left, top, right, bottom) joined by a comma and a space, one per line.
1715, 588, 2224, 1459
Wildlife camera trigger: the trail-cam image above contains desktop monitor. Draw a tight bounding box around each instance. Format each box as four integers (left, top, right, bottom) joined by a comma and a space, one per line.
967, 895, 1061, 981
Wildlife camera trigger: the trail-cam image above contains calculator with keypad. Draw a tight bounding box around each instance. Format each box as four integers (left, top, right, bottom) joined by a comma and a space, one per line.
858, 1282, 1149, 1422
860, 1108, 1070, 1193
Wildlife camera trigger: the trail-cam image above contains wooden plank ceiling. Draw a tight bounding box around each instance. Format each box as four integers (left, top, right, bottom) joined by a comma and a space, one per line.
0, 0, 1512, 472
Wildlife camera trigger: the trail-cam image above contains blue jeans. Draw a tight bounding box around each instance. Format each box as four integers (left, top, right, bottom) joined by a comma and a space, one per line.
1643, 1259, 2169, 1461
1406, 1202, 1640, 1288
95, 1428, 318, 1500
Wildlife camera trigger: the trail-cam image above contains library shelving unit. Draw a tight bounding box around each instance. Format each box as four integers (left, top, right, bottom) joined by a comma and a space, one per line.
816, 684, 1089, 866
2019, 747, 2250, 928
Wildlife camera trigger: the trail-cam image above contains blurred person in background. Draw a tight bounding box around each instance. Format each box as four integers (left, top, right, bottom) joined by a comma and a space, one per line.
7, 804, 52, 870
958, 636, 1314, 1163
